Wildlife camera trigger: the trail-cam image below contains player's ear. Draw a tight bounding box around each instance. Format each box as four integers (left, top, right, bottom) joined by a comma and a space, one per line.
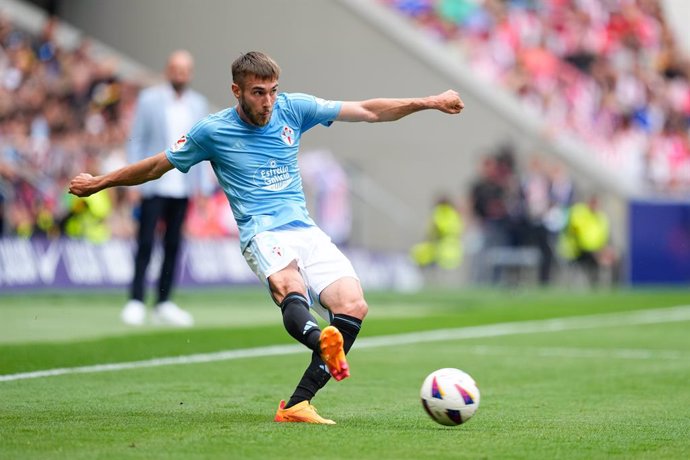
231, 83, 240, 99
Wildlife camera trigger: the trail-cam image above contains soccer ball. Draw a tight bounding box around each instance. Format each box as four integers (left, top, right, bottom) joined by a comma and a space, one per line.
420, 368, 480, 426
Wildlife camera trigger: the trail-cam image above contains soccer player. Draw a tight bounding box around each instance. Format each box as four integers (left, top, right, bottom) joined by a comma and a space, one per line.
69, 51, 465, 424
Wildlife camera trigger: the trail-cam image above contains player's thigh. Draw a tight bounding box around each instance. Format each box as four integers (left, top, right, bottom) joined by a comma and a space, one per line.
267, 261, 308, 303
244, 232, 307, 303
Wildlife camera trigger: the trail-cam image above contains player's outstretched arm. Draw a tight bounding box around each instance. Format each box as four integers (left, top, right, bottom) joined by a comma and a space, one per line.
68, 151, 174, 197
336, 90, 464, 123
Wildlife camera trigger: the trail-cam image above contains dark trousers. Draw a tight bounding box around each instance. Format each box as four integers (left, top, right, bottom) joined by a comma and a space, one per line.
575, 251, 600, 287
130, 196, 189, 304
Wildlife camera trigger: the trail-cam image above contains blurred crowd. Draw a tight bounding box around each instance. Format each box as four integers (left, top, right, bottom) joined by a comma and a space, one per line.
383, 0, 690, 192
0, 14, 139, 239
412, 143, 617, 286
0, 14, 237, 241
468, 144, 617, 286
2, 1, 685, 267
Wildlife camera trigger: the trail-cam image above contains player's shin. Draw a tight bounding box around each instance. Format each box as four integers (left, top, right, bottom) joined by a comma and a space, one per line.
280, 292, 321, 351
285, 351, 331, 408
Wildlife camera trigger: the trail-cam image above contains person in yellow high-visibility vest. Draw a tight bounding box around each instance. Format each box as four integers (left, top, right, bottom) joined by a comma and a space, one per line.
411, 196, 463, 270
63, 189, 112, 243
559, 195, 616, 286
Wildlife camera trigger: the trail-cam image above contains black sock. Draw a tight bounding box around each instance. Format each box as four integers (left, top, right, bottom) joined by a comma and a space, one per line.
332, 313, 362, 354
280, 292, 321, 351
285, 351, 331, 408
285, 314, 363, 408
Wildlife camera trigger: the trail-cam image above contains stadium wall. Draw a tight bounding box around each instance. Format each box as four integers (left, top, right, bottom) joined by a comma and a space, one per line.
0, 237, 422, 292
663, 0, 690, 53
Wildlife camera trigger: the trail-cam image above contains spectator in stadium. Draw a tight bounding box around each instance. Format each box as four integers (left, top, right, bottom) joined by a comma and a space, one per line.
519, 155, 554, 285
410, 194, 464, 270
559, 194, 617, 287
68, 51, 465, 424
62, 153, 113, 243
469, 153, 511, 283
120, 50, 209, 327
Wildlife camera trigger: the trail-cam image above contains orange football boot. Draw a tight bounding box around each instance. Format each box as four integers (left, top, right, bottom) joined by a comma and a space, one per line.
274, 400, 336, 424
319, 326, 350, 381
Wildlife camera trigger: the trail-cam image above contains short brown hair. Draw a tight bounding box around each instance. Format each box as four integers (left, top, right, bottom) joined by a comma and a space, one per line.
231, 51, 281, 87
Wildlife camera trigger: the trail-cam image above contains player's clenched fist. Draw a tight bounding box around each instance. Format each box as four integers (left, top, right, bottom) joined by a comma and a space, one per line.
436, 90, 464, 114
68, 173, 98, 197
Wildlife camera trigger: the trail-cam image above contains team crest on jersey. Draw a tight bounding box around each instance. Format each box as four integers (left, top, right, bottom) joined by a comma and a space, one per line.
171, 135, 187, 152
281, 126, 295, 146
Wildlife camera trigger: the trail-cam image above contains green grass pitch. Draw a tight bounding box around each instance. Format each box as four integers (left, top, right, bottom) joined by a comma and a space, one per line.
1, 287, 689, 459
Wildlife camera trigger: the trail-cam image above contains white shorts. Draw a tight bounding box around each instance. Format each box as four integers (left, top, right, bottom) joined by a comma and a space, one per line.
243, 226, 359, 322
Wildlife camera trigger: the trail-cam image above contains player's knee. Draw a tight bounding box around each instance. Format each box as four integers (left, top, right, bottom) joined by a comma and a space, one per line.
279, 291, 309, 312
340, 297, 368, 320
269, 280, 306, 305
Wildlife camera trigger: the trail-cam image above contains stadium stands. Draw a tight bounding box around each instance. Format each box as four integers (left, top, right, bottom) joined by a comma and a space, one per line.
0, 12, 139, 238
0, 11, 236, 240
382, 0, 690, 194
3, 0, 688, 288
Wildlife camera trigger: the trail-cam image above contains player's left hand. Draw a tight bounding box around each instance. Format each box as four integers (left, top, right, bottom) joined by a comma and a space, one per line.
435, 90, 464, 114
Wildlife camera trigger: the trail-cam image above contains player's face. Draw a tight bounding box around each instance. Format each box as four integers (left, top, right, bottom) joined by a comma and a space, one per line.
232, 76, 278, 127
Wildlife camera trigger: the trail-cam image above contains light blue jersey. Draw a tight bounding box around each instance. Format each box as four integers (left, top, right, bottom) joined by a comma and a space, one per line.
165, 92, 342, 251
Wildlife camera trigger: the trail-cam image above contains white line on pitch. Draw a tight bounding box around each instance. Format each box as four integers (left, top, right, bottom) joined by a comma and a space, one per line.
454, 345, 689, 361
2, 305, 689, 383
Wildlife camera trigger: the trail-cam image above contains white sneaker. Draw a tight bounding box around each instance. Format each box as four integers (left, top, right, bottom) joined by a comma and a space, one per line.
152, 301, 194, 327
121, 300, 146, 326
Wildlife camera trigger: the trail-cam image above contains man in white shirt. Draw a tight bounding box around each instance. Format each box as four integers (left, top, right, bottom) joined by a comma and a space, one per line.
121, 50, 209, 326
